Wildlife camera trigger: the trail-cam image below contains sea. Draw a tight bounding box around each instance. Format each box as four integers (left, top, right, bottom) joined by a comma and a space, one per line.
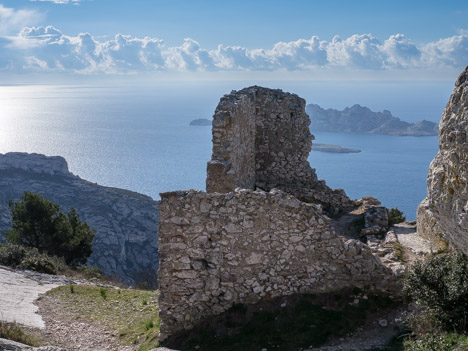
0, 80, 454, 220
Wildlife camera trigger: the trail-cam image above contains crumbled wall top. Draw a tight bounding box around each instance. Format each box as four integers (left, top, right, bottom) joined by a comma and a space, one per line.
206, 86, 351, 213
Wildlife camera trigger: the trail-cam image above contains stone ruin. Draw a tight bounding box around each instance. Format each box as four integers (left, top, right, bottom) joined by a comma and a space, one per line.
206, 86, 352, 214
157, 86, 399, 341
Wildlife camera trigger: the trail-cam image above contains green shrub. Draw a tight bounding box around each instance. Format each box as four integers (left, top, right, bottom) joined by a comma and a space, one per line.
74, 265, 103, 279
388, 208, 406, 226
4, 192, 95, 265
144, 320, 154, 330
100, 288, 107, 300
404, 252, 468, 332
403, 333, 468, 351
0, 243, 66, 274
0, 243, 26, 267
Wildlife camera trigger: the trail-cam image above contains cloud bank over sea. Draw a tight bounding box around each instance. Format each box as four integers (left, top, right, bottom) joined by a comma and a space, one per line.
0, 5, 466, 76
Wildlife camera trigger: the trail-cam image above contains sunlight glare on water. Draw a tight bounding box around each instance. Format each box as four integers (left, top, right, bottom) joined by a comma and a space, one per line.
0, 82, 442, 219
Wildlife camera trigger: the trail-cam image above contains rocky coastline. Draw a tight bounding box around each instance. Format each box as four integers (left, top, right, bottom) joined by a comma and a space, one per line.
0, 152, 159, 287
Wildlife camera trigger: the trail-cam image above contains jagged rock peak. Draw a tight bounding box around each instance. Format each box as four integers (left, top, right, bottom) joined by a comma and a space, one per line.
417, 66, 468, 254
0, 152, 76, 178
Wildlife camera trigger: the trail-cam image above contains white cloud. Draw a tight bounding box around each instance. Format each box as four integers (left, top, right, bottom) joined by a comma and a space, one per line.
382, 34, 421, 68
422, 35, 468, 67
0, 4, 42, 35
29, 0, 80, 4
0, 25, 467, 74
165, 38, 213, 70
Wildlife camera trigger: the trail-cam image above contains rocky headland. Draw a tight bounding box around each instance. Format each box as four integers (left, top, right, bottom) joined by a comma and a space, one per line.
0, 152, 159, 286
417, 66, 468, 254
306, 103, 438, 136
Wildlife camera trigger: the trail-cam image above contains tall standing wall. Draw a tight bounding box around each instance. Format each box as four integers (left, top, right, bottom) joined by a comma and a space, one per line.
206, 86, 352, 213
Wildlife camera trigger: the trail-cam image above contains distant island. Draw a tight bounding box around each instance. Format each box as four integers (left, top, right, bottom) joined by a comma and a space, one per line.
312, 143, 361, 153
306, 104, 438, 136
189, 118, 211, 126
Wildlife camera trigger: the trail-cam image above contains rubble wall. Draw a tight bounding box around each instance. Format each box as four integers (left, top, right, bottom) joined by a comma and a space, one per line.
158, 189, 396, 340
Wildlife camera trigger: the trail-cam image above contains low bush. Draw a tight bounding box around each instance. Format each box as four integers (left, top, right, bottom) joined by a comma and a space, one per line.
74, 265, 103, 279
0, 243, 66, 274
403, 333, 468, 351
404, 252, 468, 332
388, 208, 406, 226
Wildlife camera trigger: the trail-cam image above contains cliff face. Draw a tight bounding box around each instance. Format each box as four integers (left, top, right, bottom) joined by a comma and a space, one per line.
0, 152, 158, 286
417, 67, 468, 254
306, 103, 438, 136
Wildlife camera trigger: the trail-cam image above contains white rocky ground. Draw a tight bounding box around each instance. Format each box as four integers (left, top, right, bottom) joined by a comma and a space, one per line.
393, 223, 434, 255
0, 267, 58, 329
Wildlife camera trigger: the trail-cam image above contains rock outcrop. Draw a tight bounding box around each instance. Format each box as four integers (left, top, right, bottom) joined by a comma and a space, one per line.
0, 152, 158, 286
306, 103, 438, 136
417, 67, 468, 253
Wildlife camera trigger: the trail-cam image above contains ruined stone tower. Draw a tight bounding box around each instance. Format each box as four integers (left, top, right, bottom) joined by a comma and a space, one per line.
158, 87, 398, 341
206, 86, 352, 213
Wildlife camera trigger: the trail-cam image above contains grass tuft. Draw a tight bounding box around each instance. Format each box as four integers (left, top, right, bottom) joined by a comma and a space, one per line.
0, 321, 42, 346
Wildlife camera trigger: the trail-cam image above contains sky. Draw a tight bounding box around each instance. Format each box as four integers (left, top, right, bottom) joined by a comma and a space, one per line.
0, 0, 467, 80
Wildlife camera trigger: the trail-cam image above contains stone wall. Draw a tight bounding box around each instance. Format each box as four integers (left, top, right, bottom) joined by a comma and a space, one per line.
417, 67, 468, 254
158, 188, 397, 340
206, 86, 352, 214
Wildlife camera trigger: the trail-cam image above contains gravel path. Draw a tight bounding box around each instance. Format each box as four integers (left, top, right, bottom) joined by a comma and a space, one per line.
0, 267, 58, 329
393, 223, 434, 256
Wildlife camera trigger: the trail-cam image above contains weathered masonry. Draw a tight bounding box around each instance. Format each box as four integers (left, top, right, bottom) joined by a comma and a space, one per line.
206, 86, 352, 214
158, 87, 398, 341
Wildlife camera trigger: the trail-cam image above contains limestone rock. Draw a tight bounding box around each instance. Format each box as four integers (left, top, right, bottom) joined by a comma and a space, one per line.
417, 67, 468, 254
0, 152, 158, 286
361, 207, 389, 237
0, 338, 66, 350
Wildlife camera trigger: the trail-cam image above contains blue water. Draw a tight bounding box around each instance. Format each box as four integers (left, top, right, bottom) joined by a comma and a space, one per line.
0, 81, 446, 220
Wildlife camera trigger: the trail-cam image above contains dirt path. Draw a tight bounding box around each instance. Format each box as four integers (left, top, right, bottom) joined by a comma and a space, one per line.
36, 294, 135, 351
